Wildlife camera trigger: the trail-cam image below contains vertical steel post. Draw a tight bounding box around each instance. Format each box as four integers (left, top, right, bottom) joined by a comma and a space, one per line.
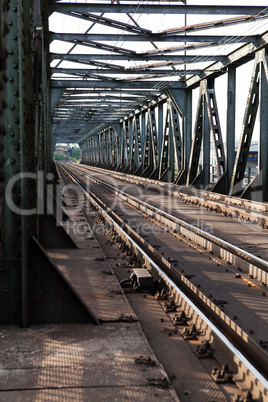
202, 94, 210, 189
187, 90, 204, 186
184, 89, 192, 177
230, 61, 260, 195
157, 102, 164, 171
226, 66, 236, 194
141, 110, 146, 163
259, 51, 268, 201
3, 0, 27, 325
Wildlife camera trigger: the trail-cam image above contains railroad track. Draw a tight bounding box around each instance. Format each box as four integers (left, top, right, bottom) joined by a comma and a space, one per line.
66, 163, 268, 287
80, 164, 268, 229
57, 162, 268, 401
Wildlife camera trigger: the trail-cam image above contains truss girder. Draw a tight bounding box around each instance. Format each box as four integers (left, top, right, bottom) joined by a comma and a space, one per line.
187, 92, 205, 186
141, 109, 156, 176
206, 79, 226, 178
49, 2, 268, 200
186, 78, 226, 187
230, 61, 261, 195
50, 0, 268, 144
49, 4, 268, 16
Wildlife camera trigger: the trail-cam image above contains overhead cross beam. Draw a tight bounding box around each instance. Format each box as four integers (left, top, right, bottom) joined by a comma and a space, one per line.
49, 0, 268, 192
50, 53, 227, 61
49, 4, 268, 16
51, 68, 203, 76
50, 33, 258, 44
59, 11, 153, 36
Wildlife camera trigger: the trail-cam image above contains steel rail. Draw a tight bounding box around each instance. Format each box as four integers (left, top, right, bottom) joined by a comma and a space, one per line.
58, 162, 268, 400
68, 163, 268, 285
82, 165, 268, 214
78, 165, 268, 232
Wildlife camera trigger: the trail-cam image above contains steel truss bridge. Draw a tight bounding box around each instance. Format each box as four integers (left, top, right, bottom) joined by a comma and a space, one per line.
1, 1, 268, 321
47, 2, 268, 201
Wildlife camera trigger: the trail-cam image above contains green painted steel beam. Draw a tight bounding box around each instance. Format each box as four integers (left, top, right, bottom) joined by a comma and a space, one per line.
50, 33, 256, 44
49, 53, 236, 62
49, 4, 268, 16
50, 80, 185, 89
50, 68, 203, 76
61, 89, 160, 95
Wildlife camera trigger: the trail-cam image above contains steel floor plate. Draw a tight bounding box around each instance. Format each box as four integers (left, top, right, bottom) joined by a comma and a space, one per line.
0, 323, 178, 401
47, 250, 136, 322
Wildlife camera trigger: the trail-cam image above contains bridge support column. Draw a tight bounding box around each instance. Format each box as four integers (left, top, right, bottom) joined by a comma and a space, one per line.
259, 49, 268, 202
2, 0, 29, 326
226, 66, 236, 194
166, 88, 191, 184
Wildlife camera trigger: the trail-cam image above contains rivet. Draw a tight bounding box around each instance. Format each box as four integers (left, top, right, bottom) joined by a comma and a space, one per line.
10, 132, 15, 137
13, 7, 18, 12
13, 63, 18, 69
8, 50, 13, 55
10, 105, 15, 110
13, 36, 18, 41
9, 77, 14, 82
8, 21, 13, 26
14, 118, 19, 124
13, 91, 19, 96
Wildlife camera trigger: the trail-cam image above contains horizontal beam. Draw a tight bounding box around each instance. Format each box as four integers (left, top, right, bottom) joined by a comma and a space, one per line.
62, 89, 161, 95
57, 101, 137, 105
61, 95, 152, 101
50, 33, 257, 44
50, 80, 185, 89
50, 53, 226, 62
50, 68, 203, 76
49, 4, 268, 16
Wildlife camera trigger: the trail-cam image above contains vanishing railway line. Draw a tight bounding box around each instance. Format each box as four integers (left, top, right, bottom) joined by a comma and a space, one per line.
80, 164, 268, 229
57, 162, 268, 401
71, 163, 268, 260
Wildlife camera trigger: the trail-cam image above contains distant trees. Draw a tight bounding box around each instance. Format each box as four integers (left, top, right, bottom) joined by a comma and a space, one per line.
53, 144, 81, 163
